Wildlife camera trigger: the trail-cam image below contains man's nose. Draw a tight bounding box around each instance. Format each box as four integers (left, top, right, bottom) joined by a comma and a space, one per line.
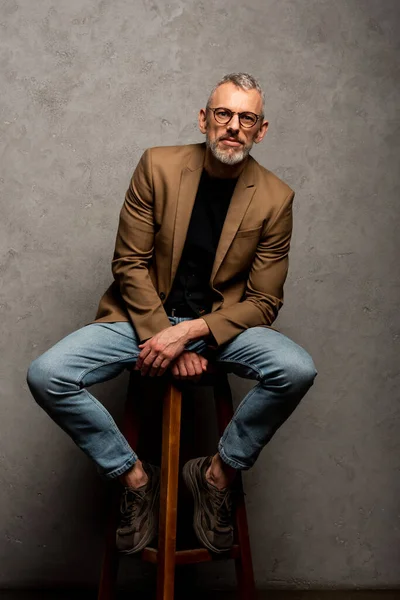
227, 114, 241, 132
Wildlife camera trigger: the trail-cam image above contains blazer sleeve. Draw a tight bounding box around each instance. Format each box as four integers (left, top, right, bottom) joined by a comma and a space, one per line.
111, 149, 172, 342
202, 190, 294, 347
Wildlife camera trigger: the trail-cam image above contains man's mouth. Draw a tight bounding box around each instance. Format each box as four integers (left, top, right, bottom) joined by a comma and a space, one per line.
219, 137, 242, 148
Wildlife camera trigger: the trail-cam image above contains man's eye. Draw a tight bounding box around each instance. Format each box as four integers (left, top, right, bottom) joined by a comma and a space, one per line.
217, 110, 229, 117
242, 114, 255, 123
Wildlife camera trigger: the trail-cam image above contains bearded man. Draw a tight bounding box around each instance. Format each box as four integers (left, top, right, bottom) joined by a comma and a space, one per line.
27, 73, 317, 555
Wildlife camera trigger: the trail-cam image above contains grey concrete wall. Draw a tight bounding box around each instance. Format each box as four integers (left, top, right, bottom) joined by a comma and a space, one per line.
0, 0, 399, 591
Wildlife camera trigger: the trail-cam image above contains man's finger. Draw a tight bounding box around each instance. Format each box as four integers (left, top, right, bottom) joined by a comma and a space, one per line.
185, 357, 196, 377
188, 353, 205, 376
149, 356, 167, 377
186, 356, 204, 380
189, 354, 202, 375
156, 358, 172, 377
171, 364, 179, 377
178, 362, 188, 378
135, 345, 152, 370
190, 358, 201, 377
149, 362, 161, 378
140, 351, 158, 376
201, 356, 208, 371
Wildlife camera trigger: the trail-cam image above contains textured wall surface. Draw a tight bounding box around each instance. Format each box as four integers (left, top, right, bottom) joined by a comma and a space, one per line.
1, 0, 399, 591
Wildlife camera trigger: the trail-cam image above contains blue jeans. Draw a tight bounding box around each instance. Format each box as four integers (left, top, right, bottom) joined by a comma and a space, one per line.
27, 318, 317, 479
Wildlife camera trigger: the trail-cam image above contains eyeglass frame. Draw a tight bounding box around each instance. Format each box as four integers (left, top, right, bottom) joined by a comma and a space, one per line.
207, 106, 263, 128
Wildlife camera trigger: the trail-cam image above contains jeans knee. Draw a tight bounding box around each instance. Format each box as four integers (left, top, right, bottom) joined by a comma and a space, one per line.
290, 350, 317, 390
27, 357, 45, 398
27, 355, 58, 407
268, 349, 317, 391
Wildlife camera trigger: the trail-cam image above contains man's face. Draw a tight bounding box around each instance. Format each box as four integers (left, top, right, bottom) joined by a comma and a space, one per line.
198, 82, 268, 166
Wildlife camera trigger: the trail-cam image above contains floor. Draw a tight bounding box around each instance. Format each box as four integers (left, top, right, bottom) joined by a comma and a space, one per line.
1, 591, 400, 599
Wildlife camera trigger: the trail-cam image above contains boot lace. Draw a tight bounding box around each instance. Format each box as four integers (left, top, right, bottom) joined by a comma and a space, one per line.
209, 487, 233, 529
120, 488, 146, 528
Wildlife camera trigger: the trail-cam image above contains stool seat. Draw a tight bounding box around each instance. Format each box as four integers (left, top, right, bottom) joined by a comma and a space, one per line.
98, 369, 256, 599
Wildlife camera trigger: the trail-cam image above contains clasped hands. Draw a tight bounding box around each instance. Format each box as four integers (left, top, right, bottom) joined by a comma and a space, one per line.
134, 320, 210, 382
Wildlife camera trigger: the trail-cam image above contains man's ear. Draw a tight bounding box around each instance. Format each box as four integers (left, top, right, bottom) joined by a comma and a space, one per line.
198, 108, 207, 135
254, 120, 269, 144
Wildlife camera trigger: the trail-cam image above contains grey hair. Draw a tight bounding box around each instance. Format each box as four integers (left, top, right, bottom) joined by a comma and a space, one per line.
206, 72, 265, 117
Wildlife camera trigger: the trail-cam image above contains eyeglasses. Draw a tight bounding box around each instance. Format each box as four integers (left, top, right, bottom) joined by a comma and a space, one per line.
208, 107, 261, 128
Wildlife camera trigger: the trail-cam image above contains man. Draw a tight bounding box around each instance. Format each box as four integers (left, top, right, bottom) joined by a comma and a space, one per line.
27, 73, 317, 555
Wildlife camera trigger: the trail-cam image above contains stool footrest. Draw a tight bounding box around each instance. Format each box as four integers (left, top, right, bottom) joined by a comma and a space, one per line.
142, 545, 240, 565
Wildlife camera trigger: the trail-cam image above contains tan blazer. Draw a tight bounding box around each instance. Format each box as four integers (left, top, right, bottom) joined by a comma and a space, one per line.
94, 142, 294, 347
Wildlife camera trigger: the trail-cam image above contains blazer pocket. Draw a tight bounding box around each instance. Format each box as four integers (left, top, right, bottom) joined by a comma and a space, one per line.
224, 227, 262, 273
235, 225, 263, 239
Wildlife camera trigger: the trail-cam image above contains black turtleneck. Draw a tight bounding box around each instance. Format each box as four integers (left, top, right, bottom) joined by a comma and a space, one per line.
164, 169, 238, 318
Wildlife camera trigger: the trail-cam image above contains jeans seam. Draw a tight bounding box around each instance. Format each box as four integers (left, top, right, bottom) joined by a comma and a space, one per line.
215, 359, 264, 453
216, 357, 264, 379
80, 388, 134, 455
105, 454, 137, 480
219, 381, 262, 448
218, 443, 249, 470
74, 356, 139, 456
76, 354, 139, 384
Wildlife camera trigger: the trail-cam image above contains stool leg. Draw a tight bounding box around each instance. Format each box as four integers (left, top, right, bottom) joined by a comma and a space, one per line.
233, 475, 256, 600
98, 373, 142, 600
97, 489, 120, 600
156, 381, 182, 600
214, 376, 256, 600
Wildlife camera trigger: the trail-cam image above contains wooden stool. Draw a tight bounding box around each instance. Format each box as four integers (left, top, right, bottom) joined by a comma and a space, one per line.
98, 370, 256, 599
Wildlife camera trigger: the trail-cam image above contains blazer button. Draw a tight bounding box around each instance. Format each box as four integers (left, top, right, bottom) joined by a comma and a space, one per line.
159, 292, 166, 301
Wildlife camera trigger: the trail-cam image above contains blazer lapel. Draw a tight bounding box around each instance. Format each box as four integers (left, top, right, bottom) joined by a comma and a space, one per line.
210, 156, 257, 282
170, 144, 205, 286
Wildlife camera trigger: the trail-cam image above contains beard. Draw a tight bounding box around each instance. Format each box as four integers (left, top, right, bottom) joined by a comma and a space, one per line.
206, 132, 254, 165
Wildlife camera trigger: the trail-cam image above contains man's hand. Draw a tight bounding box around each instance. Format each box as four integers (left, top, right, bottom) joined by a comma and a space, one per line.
171, 351, 208, 382
135, 321, 191, 377
135, 318, 211, 377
